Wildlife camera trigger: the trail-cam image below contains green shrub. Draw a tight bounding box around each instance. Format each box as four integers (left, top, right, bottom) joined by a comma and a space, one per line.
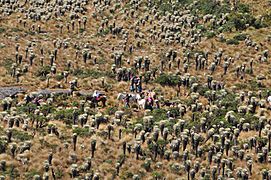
228, 12, 256, 31
40, 105, 55, 115
1, 165, 20, 179
96, 28, 110, 36
155, 74, 181, 86
35, 66, 51, 78
233, 33, 248, 41
150, 109, 167, 122
73, 69, 106, 79
219, 93, 238, 111
226, 38, 239, 45
55, 73, 64, 81
73, 127, 90, 137
79, 28, 85, 33
55, 168, 64, 179
11, 28, 22, 32
1, 58, 13, 73
105, 106, 118, 115
0, 28, 5, 33
237, 3, 250, 14
54, 109, 74, 124
194, 0, 230, 15
25, 169, 41, 180
205, 31, 216, 39
262, 13, 271, 27
12, 129, 32, 141
17, 103, 38, 114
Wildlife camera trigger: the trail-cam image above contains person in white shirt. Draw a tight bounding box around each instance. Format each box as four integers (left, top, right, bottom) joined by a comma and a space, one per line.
93, 90, 100, 99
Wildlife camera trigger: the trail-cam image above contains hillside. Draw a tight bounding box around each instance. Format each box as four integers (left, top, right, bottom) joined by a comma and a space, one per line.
0, 0, 271, 179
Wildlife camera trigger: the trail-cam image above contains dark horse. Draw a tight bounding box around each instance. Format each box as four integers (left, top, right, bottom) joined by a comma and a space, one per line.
86, 96, 107, 108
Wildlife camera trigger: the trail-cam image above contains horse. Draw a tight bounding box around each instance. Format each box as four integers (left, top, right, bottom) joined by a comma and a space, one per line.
137, 98, 146, 109
117, 93, 138, 103
86, 95, 107, 108
133, 94, 148, 110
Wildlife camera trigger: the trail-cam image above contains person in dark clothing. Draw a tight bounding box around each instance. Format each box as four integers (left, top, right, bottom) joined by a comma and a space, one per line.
124, 94, 130, 108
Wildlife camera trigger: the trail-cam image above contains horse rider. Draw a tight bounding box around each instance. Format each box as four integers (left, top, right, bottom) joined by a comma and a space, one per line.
93, 90, 101, 101
136, 77, 142, 93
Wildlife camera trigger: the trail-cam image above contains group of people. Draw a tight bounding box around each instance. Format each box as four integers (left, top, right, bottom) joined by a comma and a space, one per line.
130, 75, 142, 93
123, 90, 160, 110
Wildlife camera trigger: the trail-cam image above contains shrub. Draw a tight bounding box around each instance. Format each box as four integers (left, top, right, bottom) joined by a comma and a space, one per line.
25, 169, 41, 180
17, 103, 38, 114
79, 28, 85, 33
73, 127, 90, 137
195, 0, 230, 15
35, 66, 51, 78
1, 58, 13, 73
96, 28, 110, 36
261, 13, 271, 27
237, 3, 250, 14
0, 28, 5, 33
12, 129, 32, 141
219, 92, 238, 111
228, 12, 256, 31
155, 74, 181, 86
226, 38, 239, 45
150, 109, 167, 122
40, 105, 55, 115
73, 69, 109, 79
54, 109, 74, 124
205, 31, 216, 39
1, 165, 20, 179
152, 171, 164, 179
233, 33, 248, 41
11, 28, 22, 32
105, 106, 118, 115
55, 168, 64, 179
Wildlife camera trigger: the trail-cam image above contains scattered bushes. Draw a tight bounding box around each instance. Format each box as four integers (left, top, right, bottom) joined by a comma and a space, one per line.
12, 129, 32, 141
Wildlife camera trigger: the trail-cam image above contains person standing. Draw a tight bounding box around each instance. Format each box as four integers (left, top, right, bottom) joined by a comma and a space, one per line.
124, 94, 130, 108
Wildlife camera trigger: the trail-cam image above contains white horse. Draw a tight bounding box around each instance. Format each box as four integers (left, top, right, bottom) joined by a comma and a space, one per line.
117, 93, 146, 109
135, 94, 147, 109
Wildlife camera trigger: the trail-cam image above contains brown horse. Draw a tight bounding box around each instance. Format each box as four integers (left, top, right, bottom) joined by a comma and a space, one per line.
86, 96, 107, 107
